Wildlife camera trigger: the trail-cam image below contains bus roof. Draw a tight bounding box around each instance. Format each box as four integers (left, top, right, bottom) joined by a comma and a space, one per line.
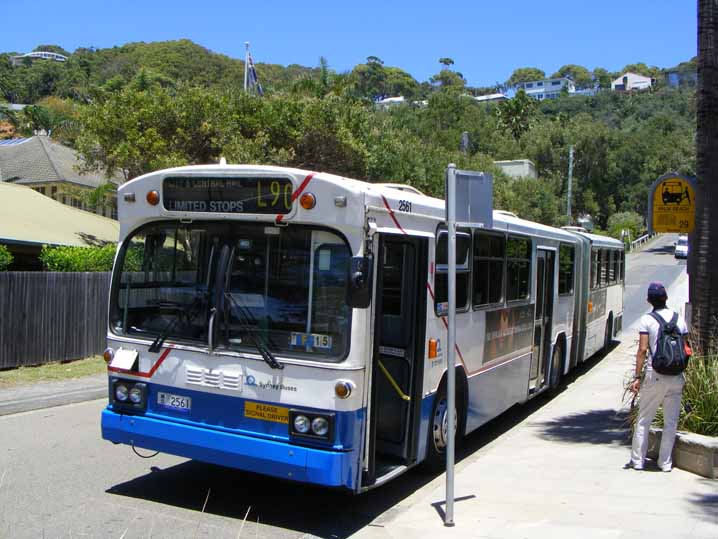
119, 164, 610, 246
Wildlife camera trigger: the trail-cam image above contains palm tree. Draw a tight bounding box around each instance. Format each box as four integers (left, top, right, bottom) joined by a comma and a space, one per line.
691, 0, 718, 351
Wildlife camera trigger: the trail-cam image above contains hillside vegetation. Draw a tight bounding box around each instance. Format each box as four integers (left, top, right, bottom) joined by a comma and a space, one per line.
0, 40, 696, 231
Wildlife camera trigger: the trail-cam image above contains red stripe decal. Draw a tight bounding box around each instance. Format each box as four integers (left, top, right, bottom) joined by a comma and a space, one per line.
381, 195, 407, 235
108, 348, 171, 379
276, 172, 316, 224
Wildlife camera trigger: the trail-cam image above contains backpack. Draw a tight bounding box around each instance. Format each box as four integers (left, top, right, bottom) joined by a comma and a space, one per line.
649, 311, 690, 375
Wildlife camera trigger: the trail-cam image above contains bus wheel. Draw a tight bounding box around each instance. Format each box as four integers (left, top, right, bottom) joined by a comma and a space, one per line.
423, 386, 458, 472
549, 341, 563, 390
603, 316, 613, 353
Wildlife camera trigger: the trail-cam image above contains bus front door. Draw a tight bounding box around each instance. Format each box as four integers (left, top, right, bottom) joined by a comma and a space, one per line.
364, 234, 427, 486
530, 249, 555, 391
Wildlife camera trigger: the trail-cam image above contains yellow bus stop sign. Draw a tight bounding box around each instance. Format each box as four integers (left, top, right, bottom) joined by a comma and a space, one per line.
650, 174, 696, 234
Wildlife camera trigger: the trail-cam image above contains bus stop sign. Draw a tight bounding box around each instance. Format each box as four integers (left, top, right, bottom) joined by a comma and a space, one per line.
648, 173, 696, 234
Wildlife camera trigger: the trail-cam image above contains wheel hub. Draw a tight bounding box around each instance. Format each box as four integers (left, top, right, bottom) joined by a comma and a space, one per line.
432, 397, 457, 452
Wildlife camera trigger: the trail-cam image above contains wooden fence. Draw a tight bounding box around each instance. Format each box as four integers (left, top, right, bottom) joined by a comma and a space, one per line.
0, 272, 111, 369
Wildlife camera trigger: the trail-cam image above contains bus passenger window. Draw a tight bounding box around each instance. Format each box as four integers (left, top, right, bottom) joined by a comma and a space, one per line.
558, 244, 575, 295
473, 232, 504, 307
506, 236, 531, 301
600, 249, 608, 287
435, 229, 471, 312
590, 249, 599, 289
608, 250, 616, 283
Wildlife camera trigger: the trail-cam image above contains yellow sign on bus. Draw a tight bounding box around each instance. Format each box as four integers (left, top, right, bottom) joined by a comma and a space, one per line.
650, 175, 696, 234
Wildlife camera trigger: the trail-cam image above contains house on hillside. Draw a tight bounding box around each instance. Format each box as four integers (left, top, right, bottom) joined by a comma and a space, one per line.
375, 96, 405, 110
0, 135, 121, 219
666, 69, 697, 88
611, 72, 652, 91
515, 77, 576, 100
0, 182, 119, 270
473, 93, 509, 104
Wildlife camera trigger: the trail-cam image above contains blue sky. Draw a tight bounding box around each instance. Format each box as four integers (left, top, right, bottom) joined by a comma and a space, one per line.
2, 0, 696, 87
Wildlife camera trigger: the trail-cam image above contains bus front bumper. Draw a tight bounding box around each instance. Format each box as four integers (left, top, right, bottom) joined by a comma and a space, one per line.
101, 408, 357, 490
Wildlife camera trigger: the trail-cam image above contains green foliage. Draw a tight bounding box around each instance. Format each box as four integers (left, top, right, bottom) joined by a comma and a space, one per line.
592, 67, 613, 88
506, 67, 546, 87
552, 64, 593, 88
677, 354, 718, 436
0, 244, 13, 270
496, 89, 537, 140
39, 244, 117, 272
607, 211, 644, 242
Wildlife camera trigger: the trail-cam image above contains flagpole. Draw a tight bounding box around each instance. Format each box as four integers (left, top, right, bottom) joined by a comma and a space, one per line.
244, 42, 250, 92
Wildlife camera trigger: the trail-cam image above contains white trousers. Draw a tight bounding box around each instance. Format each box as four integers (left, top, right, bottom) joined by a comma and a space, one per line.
630, 370, 685, 470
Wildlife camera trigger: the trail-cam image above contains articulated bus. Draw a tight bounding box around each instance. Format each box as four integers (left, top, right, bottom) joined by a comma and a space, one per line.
101, 165, 624, 492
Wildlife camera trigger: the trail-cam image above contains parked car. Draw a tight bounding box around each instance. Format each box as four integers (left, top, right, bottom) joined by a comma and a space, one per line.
674, 235, 688, 259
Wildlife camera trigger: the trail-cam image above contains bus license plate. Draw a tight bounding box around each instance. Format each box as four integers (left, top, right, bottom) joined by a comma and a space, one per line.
157, 392, 191, 413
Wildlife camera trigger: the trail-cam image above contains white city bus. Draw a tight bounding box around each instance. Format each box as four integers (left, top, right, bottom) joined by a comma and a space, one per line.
101, 164, 624, 492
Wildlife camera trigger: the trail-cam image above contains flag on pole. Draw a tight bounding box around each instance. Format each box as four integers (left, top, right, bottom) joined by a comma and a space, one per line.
247, 53, 264, 96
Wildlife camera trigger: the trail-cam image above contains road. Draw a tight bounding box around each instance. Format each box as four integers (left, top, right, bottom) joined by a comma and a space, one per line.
0, 235, 688, 539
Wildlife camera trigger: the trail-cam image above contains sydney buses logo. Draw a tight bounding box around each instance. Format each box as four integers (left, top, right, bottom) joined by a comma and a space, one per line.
245, 375, 297, 392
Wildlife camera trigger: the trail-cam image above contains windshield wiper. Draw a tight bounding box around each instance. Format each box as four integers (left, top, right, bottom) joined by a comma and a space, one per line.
148, 294, 207, 353
224, 292, 284, 370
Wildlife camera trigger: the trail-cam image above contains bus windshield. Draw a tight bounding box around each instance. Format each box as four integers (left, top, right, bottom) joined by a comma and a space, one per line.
110, 222, 352, 361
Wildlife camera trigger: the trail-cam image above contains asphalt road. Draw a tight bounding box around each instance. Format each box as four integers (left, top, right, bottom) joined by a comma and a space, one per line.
0, 235, 688, 539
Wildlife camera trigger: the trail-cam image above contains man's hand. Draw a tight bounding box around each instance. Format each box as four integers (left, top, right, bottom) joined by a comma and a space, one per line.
630, 378, 641, 394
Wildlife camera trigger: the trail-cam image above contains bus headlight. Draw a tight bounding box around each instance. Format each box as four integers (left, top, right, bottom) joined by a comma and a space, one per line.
289, 410, 334, 440
129, 386, 143, 404
293, 415, 310, 434
311, 417, 329, 436
111, 379, 147, 412
115, 384, 129, 402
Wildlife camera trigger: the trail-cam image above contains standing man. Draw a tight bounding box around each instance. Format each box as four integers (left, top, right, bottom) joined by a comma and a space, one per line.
627, 282, 689, 472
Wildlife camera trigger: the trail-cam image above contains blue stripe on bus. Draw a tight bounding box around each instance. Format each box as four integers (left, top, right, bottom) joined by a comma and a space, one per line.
110, 381, 364, 451
101, 408, 360, 490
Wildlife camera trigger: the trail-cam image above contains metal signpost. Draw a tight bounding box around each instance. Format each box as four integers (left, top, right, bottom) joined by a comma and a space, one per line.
444, 165, 493, 527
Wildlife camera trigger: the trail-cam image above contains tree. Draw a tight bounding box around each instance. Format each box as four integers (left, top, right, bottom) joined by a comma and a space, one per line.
506, 67, 545, 87
592, 67, 613, 88
430, 69, 466, 90
690, 0, 718, 350
552, 64, 593, 88
438, 57, 455, 68
496, 89, 537, 140
0, 244, 13, 271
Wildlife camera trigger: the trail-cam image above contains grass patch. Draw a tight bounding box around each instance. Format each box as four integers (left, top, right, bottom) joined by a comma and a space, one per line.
625, 355, 718, 437
0, 356, 106, 387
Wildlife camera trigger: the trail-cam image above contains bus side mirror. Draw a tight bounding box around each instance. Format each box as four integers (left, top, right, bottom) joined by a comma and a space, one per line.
347, 256, 373, 308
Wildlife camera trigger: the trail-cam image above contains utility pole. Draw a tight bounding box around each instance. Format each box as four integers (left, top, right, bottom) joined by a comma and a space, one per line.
567, 145, 574, 224
243, 42, 250, 92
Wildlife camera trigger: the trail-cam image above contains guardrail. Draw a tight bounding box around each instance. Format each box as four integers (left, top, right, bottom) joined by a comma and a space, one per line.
629, 233, 656, 252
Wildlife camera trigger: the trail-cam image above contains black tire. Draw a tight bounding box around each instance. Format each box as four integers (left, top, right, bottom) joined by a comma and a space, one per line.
603, 317, 613, 353
423, 384, 460, 472
549, 341, 563, 390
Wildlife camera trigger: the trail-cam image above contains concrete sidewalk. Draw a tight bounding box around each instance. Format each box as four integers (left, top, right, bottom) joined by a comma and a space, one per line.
353, 271, 717, 538
0, 373, 106, 416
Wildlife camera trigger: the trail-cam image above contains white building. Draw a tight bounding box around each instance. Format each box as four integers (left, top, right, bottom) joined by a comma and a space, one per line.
611, 72, 652, 91
473, 93, 509, 104
375, 96, 405, 110
515, 77, 575, 100
494, 159, 537, 179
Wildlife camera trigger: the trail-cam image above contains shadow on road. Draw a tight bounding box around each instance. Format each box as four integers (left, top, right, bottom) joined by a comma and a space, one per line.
535, 408, 631, 446
643, 244, 675, 256
106, 342, 619, 538
688, 491, 718, 521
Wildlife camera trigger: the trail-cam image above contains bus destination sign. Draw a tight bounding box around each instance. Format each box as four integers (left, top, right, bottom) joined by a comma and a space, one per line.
163, 176, 294, 214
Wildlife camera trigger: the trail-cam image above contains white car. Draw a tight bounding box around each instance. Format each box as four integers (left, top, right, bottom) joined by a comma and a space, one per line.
674, 236, 688, 259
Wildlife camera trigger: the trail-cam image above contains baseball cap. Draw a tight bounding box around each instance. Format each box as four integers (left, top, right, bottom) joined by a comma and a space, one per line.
647, 282, 667, 298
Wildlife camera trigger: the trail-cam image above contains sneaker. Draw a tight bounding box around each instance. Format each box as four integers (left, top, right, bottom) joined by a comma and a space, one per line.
660, 466, 672, 472
623, 462, 644, 470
